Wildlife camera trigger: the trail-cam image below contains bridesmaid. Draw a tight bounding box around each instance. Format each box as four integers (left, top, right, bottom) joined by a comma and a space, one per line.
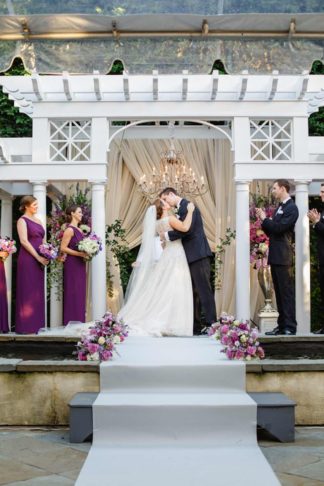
16, 195, 49, 334
61, 205, 88, 325
0, 250, 9, 333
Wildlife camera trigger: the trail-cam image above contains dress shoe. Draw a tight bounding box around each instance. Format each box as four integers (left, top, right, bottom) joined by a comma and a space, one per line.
314, 327, 324, 334
281, 329, 296, 335
265, 326, 280, 336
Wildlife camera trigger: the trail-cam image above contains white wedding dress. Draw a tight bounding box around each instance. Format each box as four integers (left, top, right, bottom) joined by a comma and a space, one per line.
118, 210, 193, 336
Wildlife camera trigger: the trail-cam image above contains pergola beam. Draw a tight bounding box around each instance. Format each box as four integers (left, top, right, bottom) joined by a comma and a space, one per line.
62, 72, 72, 101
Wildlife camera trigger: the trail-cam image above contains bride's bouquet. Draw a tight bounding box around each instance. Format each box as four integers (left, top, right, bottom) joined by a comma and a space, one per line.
78, 232, 102, 260
208, 313, 265, 361
76, 312, 128, 361
0, 237, 17, 260
39, 243, 59, 261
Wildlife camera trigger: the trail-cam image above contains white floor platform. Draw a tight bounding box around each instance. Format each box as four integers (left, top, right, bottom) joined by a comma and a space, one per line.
75, 337, 280, 486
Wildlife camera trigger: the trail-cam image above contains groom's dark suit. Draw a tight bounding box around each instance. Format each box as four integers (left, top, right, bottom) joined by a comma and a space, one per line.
168, 199, 216, 333
262, 198, 299, 333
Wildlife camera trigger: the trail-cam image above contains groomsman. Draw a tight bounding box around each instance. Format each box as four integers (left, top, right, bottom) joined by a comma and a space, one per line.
307, 183, 324, 334
256, 179, 299, 335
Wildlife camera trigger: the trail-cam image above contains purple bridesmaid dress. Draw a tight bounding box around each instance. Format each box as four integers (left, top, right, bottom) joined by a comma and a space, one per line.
63, 225, 86, 325
15, 217, 45, 334
0, 260, 9, 333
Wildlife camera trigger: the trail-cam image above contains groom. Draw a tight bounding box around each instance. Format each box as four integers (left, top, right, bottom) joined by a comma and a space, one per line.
160, 187, 217, 334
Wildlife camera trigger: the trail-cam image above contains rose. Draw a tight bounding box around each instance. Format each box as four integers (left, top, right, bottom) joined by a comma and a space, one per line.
98, 336, 106, 345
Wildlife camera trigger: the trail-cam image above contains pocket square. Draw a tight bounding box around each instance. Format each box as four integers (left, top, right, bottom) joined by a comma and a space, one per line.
277, 208, 283, 215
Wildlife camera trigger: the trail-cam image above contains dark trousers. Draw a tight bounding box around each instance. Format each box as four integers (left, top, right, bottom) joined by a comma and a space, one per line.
271, 264, 297, 332
319, 265, 324, 325
189, 257, 217, 333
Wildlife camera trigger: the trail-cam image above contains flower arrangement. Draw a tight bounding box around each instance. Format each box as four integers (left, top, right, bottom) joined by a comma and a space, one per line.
250, 220, 269, 269
0, 237, 17, 260
249, 186, 276, 270
208, 313, 265, 360
78, 232, 102, 260
39, 243, 59, 261
76, 311, 128, 361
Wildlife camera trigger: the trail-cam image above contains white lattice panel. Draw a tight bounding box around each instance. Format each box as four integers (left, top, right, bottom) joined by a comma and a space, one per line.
49, 120, 91, 162
250, 119, 292, 161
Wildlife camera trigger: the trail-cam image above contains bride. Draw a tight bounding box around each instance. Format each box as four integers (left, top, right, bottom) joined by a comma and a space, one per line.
118, 199, 195, 336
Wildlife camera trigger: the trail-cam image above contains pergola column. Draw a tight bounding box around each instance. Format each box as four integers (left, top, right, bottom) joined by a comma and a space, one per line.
294, 179, 311, 334
235, 180, 251, 320
90, 180, 107, 320
31, 180, 47, 227
1, 195, 13, 329
31, 180, 47, 326
50, 200, 63, 328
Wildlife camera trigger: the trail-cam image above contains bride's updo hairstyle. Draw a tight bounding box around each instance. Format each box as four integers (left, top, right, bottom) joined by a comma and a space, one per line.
153, 199, 164, 220
65, 204, 80, 224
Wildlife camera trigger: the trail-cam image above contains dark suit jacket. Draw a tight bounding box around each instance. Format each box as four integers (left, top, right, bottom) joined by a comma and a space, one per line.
314, 210, 324, 265
168, 199, 212, 264
262, 198, 299, 266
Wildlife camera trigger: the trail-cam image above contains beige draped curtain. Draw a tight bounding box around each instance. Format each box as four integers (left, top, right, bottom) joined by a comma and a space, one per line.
106, 138, 265, 319
55, 139, 267, 320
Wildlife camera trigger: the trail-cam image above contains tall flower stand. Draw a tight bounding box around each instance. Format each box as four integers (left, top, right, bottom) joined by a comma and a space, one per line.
257, 266, 279, 334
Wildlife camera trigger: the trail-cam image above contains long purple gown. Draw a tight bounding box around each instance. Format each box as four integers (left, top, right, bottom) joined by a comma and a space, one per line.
0, 260, 9, 333
15, 217, 45, 334
63, 225, 86, 325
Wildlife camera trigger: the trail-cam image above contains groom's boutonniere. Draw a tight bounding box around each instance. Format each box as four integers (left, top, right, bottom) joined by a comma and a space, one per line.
173, 207, 180, 219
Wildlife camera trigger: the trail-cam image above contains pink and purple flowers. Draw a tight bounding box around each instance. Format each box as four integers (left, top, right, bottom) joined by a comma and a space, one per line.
208, 313, 265, 361
39, 243, 59, 261
76, 312, 128, 361
250, 220, 269, 269
78, 232, 102, 260
0, 237, 17, 259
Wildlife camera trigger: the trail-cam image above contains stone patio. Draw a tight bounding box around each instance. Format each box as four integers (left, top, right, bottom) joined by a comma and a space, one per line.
0, 427, 323, 485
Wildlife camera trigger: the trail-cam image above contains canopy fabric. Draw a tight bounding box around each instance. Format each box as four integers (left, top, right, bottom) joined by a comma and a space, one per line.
0, 0, 322, 15
1, 36, 323, 74
0, 8, 323, 75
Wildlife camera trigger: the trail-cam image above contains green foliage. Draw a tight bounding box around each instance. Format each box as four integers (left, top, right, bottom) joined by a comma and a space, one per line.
108, 60, 124, 74
309, 61, 324, 137
211, 60, 227, 74
213, 228, 236, 290
309, 196, 323, 331
105, 220, 134, 297
0, 58, 32, 137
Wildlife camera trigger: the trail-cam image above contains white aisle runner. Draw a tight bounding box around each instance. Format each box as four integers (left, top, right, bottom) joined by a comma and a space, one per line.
76, 337, 280, 486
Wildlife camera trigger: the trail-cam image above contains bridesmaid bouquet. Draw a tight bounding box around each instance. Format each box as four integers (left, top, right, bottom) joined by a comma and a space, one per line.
39, 243, 59, 261
76, 312, 128, 361
208, 313, 265, 361
78, 232, 102, 260
0, 237, 17, 260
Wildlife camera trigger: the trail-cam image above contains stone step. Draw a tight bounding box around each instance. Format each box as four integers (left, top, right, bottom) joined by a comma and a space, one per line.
93, 391, 256, 446
69, 391, 295, 444
100, 363, 245, 392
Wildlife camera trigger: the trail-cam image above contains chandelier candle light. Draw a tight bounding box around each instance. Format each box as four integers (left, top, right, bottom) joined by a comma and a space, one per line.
138, 122, 207, 202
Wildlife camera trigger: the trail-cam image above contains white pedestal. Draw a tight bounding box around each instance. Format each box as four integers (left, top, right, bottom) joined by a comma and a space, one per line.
258, 310, 279, 334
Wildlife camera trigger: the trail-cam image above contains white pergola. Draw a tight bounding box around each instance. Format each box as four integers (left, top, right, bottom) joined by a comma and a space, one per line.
1, 71, 324, 332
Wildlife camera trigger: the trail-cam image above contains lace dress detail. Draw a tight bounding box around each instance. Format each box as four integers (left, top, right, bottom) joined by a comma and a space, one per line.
119, 217, 193, 336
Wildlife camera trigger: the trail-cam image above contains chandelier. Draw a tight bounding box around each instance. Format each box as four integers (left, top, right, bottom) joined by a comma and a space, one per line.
138, 122, 208, 203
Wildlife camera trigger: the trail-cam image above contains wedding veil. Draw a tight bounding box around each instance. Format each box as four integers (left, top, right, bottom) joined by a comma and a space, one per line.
124, 205, 158, 305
